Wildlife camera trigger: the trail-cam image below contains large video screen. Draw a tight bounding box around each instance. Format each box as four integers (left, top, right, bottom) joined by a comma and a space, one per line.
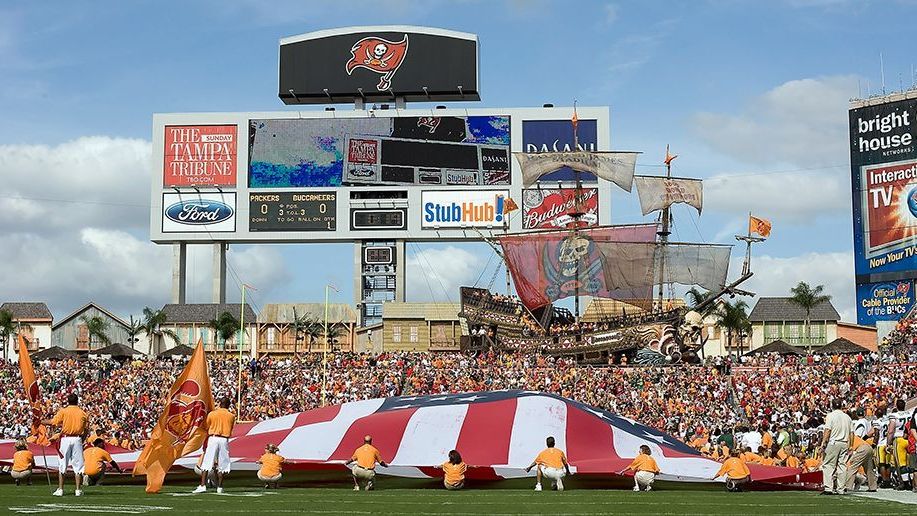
248, 116, 510, 188
850, 96, 917, 324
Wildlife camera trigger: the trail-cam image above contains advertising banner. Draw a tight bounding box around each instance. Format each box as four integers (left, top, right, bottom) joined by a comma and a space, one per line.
522, 119, 597, 182
856, 280, 915, 325
249, 116, 509, 188
522, 188, 599, 229
162, 192, 236, 233
163, 125, 237, 187
421, 190, 510, 228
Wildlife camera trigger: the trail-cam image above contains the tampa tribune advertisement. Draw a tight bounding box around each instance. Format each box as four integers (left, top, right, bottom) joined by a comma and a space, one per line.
850, 96, 917, 323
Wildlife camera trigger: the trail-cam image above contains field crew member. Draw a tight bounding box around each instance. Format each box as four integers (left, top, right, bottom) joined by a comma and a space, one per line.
625, 445, 660, 492
83, 438, 122, 486
194, 397, 235, 494
820, 398, 852, 495
345, 435, 388, 491
42, 393, 88, 497
525, 436, 572, 491
10, 440, 34, 486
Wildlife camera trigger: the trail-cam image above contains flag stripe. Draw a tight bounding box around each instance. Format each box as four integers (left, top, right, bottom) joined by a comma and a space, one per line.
280, 398, 382, 461
454, 397, 517, 467
326, 404, 416, 463
506, 395, 567, 467
564, 402, 616, 469
391, 404, 469, 466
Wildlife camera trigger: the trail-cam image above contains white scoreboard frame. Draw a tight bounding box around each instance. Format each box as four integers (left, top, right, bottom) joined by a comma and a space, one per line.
150, 105, 612, 244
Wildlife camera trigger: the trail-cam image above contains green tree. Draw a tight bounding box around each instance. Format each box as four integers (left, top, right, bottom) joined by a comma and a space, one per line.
291, 307, 315, 355
715, 299, 751, 358
125, 315, 144, 350
304, 319, 324, 352
788, 282, 831, 352
209, 311, 240, 357
79, 315, 111, 350
686, 288, 717, 318
0, 310, 15, 361
141, 307, 179, 354
325, 322, 349, 352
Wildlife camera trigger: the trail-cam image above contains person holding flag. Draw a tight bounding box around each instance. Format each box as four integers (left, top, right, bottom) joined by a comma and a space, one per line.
42, 393, 88, 497
194, 397, 235, 494
133, 339, 213, 494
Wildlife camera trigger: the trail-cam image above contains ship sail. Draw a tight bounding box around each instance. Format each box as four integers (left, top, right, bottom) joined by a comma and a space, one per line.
634, 176, 703, 216
514, 151, 639, 190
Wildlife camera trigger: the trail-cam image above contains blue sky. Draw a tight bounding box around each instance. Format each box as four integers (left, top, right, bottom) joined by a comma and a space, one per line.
1, 0, 914, 321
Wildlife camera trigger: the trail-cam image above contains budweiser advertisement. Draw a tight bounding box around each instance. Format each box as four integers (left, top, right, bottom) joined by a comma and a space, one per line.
163, 125, 237, 187
522, 188, 598, 229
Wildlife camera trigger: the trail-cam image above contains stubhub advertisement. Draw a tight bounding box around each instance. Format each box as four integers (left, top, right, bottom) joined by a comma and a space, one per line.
421, 190, 510, 228
856, 280, 915, 325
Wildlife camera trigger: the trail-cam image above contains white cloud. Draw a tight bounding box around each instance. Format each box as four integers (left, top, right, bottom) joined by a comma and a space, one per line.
738, 251, 855, 321
705, 168, 849, 221
693, 75, 858, 168
406, 246, 484, 302
604, 3, 618, 23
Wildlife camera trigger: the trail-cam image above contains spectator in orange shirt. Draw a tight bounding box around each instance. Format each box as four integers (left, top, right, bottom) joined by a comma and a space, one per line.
713, 450, 751, 492
83, 438, 121, 486
256, 444, 285, 489
624, 445, 660, 492
345, 435, 388, 491
10, 440, 34, 486
434, 450, 467, 490
525, 436, 571, 491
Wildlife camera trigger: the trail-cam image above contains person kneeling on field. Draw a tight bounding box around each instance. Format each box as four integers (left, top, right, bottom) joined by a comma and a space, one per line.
525, 436, 572, 491
345, 435, 388, 491
11, 440, 34, 486
83, 438, 122, 486
713, 450, 751, 492
257, 444, 285, 489
625, 445, 660, 492
434, 450, 467, 490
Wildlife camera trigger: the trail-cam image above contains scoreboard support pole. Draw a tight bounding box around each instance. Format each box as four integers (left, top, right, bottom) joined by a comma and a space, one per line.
172, 243, 187, 304
395, 240, 405, 303
213, 242, 227, 304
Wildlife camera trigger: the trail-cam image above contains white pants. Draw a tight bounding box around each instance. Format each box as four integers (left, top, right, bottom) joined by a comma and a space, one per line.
59, 436, 84, 475
201, 436, 231, 474
540, 466, 565, 481
635, 471, 656, 489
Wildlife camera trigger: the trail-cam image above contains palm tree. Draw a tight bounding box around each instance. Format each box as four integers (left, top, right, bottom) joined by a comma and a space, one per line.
788, 282, 831, 353
79, 315, 111, 350
141, 307, 179, 354
291, 307, 315, 355
304, 319, 324, 352
715, 299, 751, 358
0, 309, 15, 361
209, 311, 240, 357
325, 322, 349, 352
686, 288, 717, 318
126, 315, 144, 350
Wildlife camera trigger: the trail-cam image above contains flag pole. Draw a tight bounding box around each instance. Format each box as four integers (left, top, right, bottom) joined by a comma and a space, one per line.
238, 283, 256, 419
322, 284, 339, 407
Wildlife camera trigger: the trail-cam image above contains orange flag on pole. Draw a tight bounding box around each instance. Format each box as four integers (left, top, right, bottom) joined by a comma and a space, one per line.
134, 339, 213, 493
18, 335, 50, 445
749, 215, 772, 238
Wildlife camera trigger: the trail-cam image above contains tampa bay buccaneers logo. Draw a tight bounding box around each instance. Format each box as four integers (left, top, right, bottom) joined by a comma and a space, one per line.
164, 380, 207, 441
345, 35, 409, 91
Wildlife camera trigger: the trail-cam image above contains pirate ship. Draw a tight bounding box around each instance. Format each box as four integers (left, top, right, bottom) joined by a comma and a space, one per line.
460, 112, 763, 364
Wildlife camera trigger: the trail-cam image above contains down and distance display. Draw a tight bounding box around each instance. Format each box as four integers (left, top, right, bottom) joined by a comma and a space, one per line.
249, 192, 336, 231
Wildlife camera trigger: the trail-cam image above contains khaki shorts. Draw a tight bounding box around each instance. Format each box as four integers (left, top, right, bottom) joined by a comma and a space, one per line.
444, 480, 464, 490
352, 465, 375, 480
258, 472, 282, 482
11, 470, 32, 480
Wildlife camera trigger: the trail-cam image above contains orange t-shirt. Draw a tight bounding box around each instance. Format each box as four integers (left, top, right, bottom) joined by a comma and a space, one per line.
785, 455, 801, 469
761, 432, 773, 449
804, 458, 821, 472
83, 447, 112, 476
535, 448, 567, 469
51, 405, 88, 436
12, 450, 34, 472
715, 457, 750, 479
258, 453, 284, 477
628, 454, 660, 473
741, 452, 761, 464
849, 435, 867, 450
206, 408, 235, 437
352, 444, 383, 469
758, 457, 775, 466
442, 461, 467, 485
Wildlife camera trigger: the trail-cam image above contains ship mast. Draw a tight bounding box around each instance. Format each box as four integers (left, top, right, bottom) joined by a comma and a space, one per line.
656, 146, 675, 309
572, 102, 583, 323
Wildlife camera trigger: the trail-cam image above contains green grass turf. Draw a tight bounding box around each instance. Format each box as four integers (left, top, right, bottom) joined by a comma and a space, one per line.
0, 483, 909, 515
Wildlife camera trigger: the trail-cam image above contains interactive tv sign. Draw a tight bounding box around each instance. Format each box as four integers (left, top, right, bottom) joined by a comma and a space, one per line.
279, 26, 480, 104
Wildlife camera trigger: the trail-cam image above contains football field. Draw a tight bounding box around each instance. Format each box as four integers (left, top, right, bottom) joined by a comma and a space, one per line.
0, 484, 910, 515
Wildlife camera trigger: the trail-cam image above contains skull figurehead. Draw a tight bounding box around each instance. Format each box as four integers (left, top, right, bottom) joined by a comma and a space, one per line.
557, 235, 591, 277
373, 43, 388, 59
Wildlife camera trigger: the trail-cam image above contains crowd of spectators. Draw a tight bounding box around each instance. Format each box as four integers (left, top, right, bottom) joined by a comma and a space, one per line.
1, 347, 915, 459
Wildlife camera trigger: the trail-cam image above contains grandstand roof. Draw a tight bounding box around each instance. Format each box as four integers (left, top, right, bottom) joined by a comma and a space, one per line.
0, 302, 52, 321
581, 298, 682, 322
258, 303, 355, 324
158, 344, 194, 357
89, 343, 145, 358
30, 346, 78, 361
748, 297, 840, 322
820, 337, 872, 354
745, 340, 803, 356
382, 302, 460, 321
161, 303, 257, 324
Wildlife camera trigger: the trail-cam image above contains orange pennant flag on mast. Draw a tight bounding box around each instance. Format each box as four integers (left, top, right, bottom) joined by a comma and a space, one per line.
749, 215, 772, 238
18, 335, 50, 445
664, 144, 678, 166
134, 339, 214, 493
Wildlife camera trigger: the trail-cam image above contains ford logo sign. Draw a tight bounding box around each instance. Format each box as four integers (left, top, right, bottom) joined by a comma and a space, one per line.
165, 200, 233, 225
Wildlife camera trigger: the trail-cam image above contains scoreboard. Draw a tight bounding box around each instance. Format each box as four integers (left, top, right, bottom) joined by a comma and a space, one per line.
149, 106, 611, 243
249, 192, 337, 232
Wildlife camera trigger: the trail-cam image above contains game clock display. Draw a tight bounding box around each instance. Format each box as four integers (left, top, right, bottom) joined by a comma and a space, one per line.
350, 208, 408, 230
249, 192, 337, 231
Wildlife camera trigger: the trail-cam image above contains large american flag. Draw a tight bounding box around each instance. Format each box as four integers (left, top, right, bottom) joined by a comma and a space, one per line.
0, 391, 818, 487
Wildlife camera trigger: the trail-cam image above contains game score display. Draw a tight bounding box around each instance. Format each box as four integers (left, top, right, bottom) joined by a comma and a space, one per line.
249, 192, 336, 231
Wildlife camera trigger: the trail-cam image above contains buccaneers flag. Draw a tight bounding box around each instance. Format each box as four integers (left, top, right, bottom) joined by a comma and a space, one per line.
345, 35, 409, 91
134, 339, 213, 493
18, 335, 50, 445
749, 215, 772, 238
